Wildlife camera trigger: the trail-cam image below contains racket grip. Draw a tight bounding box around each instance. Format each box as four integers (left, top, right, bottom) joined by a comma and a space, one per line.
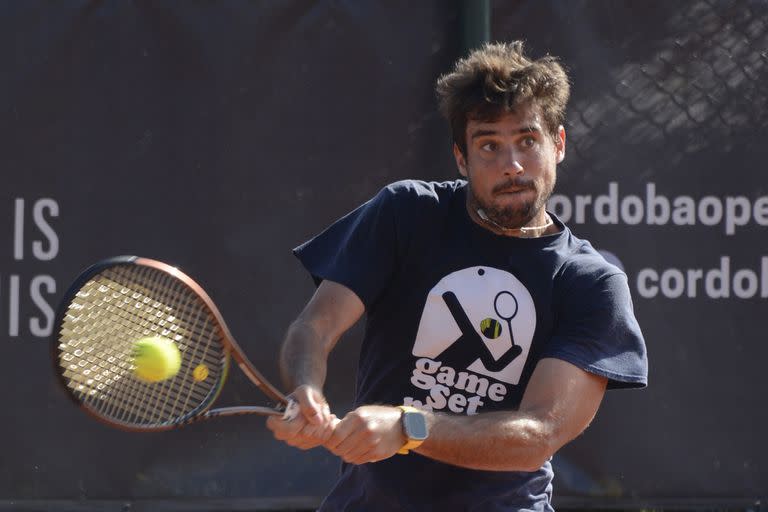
282, 398, 299, 421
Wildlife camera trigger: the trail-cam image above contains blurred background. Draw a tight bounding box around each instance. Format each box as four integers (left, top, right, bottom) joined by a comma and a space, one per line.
1, 0, 766, 510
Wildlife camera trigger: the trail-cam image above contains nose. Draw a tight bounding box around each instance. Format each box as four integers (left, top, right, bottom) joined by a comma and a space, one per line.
502, 149, 524, 175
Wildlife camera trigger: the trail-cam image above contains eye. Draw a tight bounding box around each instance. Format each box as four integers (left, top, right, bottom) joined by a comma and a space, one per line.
480, 141, 498, 152
521, 136, 536, 148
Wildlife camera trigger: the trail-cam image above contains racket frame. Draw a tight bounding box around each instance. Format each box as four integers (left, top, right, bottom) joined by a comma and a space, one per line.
52, 255, 290, 432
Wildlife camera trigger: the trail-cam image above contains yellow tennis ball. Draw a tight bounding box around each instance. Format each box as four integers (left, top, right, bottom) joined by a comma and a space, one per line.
192, 364, 209, 382
132, 336, 181, 383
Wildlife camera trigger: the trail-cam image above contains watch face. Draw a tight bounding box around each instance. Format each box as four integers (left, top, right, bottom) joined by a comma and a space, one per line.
402, 411, 428, 441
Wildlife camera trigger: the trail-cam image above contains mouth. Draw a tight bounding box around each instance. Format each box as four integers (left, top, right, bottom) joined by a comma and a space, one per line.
495, 186, 530, 196
492, 180, 535, 196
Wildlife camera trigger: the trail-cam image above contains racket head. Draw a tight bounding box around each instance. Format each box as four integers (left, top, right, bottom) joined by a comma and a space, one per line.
51, 256, 232, 432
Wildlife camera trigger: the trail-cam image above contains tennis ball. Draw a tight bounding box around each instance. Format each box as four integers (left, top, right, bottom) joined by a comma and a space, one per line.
192, 364, 209, 382
480, 317, 503, 339
132, 336, 181, 383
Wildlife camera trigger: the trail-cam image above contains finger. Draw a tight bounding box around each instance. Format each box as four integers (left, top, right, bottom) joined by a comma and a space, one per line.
334, 431, 376, 463
313, 416, 341, 450
346, 446, 381, 466
319, 400, 332, 424
324, 417, 354, 451
303, 389, 329, 425
287, 416, 339, 450
344, 434, 398, 465
302, 422, 335, 444
291, 385, 327, 425
281, 423, 321, 449
266, 414, 285, 433
326, 416, 375, 460
282, 399, 299, 421
266, 413, 306, 441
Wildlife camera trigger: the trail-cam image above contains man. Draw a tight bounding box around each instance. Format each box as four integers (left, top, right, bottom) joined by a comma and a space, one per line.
267, 41, 648, 511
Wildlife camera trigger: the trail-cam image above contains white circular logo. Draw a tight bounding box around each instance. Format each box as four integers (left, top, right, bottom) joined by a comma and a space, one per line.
412, 266, 536, 385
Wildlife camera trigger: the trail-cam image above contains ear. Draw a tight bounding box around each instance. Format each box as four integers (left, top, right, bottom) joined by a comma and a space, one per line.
555, 125, 566, 164
453, 143, 468, 177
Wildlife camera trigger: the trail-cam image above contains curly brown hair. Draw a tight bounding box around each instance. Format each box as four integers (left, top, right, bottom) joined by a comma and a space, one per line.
436, 41, 570, 155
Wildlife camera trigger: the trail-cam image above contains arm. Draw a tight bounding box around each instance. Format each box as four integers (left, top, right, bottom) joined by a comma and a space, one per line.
266, 280, 364, 449
417, 358, 607, 470
325, 358, 607, 470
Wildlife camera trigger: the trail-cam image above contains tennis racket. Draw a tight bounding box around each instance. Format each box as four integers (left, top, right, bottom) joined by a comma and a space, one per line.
51, 255, 297, 432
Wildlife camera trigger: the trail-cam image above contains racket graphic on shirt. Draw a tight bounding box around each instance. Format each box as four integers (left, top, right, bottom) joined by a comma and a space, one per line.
494, 290, 522, 361
52, 256, 297, 432
441, 290, 522, 372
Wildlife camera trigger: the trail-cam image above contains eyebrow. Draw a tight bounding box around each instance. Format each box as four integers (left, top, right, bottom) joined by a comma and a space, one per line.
469, 125, 542, 139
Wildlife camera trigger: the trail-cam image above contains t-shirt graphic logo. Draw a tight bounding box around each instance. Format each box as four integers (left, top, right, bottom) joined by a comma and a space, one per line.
412, 266, 535, 385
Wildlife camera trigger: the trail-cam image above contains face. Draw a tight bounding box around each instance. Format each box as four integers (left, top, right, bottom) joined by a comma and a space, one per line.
454, 103, 565, 230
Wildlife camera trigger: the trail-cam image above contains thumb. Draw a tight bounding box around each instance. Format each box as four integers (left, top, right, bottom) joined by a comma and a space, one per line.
302, 390, 327, 425
292, 385, 327, 425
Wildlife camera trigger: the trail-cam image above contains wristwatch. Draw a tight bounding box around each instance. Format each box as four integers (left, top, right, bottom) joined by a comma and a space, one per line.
397, 405, 429, 454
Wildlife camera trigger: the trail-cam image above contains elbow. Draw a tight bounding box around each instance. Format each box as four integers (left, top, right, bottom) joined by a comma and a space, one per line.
513, 419, 560, 472
515, 442, 554, 473
519, 420, 583, 472
517, 444, 554, 472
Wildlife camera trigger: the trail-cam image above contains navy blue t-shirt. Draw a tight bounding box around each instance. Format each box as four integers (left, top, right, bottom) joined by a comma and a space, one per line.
294, 179, 648, 511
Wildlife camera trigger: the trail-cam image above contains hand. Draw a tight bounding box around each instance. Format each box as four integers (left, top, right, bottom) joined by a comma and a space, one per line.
324, 405, 405, 465
266, 385, 337, 450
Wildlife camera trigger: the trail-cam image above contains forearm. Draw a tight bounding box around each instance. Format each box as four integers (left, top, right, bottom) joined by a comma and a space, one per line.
279, 318, 330, 390
325, 360, 605, 469
415, 410, 555, 472
279, 280, 364, 392
269, 281, 364, 450
413, 360, 608, 472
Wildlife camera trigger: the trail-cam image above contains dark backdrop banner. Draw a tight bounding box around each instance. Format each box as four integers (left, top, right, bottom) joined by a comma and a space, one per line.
494, 0, 768, 508
2, 0, 766, 509
1, 1, 460, 508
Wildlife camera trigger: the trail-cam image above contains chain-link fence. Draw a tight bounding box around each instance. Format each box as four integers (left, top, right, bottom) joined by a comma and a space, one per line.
565, 0, 767, 176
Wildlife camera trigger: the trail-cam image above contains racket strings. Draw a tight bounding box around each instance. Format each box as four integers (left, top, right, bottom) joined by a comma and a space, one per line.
61, 269, 193, 424
165, 269, 219, 422
78, 266, 164, 424
107, 265, 225, 424
106, 266, 190, 425
117, 266, 197, 425
58, 264, 227, 428
100, 267, 221, 424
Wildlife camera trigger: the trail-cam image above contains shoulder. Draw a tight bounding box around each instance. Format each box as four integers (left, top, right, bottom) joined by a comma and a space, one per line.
370, 179, 464, 221
380, 179, 464, 204
554, 228, 628, 294
374, 179, 465, 256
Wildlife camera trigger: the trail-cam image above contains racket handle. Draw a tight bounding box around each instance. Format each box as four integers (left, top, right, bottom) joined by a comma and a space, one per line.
282, 398, 299, 421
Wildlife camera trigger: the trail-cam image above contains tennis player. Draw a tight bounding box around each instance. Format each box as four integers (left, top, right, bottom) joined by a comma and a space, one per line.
267, 41, 648, 511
